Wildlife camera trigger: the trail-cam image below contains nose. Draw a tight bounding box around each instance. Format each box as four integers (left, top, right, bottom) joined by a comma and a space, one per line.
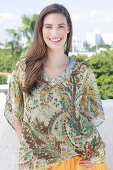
51, 28, 59, 36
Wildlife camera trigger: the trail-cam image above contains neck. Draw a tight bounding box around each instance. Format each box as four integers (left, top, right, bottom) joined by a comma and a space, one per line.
46, 48, 67, 64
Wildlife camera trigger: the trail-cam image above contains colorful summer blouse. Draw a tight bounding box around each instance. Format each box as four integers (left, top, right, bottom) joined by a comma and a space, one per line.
4, 57, 106, 170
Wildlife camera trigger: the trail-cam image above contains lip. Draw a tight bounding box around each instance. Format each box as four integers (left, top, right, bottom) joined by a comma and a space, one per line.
49, 38, 62, 44
49, 37, 62, 39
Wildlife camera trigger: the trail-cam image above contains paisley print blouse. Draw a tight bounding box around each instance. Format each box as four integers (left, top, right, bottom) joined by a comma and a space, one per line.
4, 57, 106, 170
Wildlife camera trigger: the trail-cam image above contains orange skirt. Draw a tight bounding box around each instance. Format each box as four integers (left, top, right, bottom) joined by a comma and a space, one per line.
47, 156, 109, 170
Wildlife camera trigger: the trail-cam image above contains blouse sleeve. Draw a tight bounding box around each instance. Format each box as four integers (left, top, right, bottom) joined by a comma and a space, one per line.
80, 64, 105, 127
4, 60, 24, 130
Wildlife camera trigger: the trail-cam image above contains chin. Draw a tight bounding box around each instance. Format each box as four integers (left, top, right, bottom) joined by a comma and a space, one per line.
48, 46, 64, 50
47, 43, 65, 49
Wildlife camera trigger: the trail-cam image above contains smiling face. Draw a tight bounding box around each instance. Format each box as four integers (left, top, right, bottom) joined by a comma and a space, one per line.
42, 13, 70, 51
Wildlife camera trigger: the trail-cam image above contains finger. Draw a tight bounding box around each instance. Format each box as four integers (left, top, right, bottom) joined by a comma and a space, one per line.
80, 160, 90, 163
80, 164, 96, 168
80, 161, 96, 166
80, 160, 96, 165
80, 163, 97, 168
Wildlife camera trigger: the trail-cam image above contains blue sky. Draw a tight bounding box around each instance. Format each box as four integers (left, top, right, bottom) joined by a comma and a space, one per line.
0, 0, 113, 43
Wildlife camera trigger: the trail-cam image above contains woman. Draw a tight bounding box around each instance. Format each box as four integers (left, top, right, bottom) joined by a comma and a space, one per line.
4, 3, 109, 170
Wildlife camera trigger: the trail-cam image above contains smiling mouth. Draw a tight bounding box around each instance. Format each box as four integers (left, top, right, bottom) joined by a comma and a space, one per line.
49, 38, 62, 42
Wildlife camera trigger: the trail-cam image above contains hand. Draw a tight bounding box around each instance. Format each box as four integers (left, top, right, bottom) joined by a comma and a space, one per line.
79, 160, 97, 168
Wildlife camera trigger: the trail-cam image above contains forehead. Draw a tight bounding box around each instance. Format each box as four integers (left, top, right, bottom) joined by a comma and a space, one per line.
43, 13, 67, 25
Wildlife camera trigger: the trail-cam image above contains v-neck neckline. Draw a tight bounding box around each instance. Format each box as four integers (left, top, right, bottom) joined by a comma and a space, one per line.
43, 57, 75, 85
44, 56, 71, 79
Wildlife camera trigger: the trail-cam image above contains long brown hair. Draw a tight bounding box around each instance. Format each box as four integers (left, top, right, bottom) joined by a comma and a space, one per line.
21, 3, 73, 95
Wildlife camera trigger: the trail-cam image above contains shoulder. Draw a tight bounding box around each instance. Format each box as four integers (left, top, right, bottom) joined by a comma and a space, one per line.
70, 58, 96, 83
13, 58, 26, 72
12, 58, 26, 75
70, 57, 91, 73
11, 58, 26, 83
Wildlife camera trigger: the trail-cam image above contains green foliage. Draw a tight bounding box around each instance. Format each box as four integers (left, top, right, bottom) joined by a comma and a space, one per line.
0, 75, 7, 84
87, 51, 113, 99
72, 54, 89, 62
0, 49, 20, 72
19, 14, 38, 58
87, 44, 111, 52
0, 14, 38, 73
72, 51, 113, 99
5, 29, 23, 60
88, 46, 96, 52
19, 14, 37, 40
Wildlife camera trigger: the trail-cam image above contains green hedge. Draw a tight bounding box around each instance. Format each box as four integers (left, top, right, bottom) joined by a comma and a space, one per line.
0, 75, 7, 84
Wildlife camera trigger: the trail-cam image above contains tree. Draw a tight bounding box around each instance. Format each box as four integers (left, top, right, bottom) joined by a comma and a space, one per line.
5, 29, 23, 60
19, 14, 37, 40
1, 14, 38, 71
19, 14, 38, 57
72, 50, 113, 99
87, 51, 113, 99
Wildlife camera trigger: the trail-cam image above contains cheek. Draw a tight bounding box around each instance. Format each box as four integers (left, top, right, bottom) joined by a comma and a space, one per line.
60, 29, 68, 36
42, 29, 50, 38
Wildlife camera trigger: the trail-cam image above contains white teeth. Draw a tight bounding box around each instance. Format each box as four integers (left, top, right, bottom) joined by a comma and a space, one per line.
49, 38, 61, 42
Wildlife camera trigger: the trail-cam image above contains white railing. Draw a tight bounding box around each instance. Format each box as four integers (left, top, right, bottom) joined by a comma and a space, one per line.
0, 84, 9, 94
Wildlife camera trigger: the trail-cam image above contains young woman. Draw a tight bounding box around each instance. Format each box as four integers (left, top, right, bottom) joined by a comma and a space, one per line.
4, 3, 109, 170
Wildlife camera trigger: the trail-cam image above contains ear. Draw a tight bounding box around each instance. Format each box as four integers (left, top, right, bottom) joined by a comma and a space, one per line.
67, 24, 70, 33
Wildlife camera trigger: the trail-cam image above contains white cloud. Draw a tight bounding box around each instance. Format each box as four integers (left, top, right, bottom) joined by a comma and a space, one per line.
36, 10, 41, 15
89, 10, 113, 23
0, 13, 22, 43
0, 13, 22, 27
105, 11, 113, 22
0, 13, 17, 21
89, 9, 98, 18
71, 10, 113, 23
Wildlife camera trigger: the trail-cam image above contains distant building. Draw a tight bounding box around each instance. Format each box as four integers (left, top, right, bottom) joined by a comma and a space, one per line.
72, 36, 85, 52
95, 33, 105, 46
86, 29, 113, 46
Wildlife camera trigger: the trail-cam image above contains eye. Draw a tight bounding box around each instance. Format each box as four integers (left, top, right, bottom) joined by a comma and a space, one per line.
45, 26, 51, 29
59, 26, 65, 28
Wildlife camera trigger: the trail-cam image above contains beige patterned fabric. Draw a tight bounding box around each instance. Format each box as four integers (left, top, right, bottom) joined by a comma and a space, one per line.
4, 57, 106, 170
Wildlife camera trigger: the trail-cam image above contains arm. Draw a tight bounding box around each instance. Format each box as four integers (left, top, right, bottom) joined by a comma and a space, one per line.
79, 64, 105, 167
79, 64, 105, 127
14, 119, 23, 143
4, 60, 24, 132
79, 64, 106, 164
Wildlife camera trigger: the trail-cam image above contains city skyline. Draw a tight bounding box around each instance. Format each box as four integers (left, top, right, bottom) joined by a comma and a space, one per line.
0, 0, 113, 43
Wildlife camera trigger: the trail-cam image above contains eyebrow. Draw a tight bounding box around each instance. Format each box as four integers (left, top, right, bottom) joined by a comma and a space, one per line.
44, 23, 66, 26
